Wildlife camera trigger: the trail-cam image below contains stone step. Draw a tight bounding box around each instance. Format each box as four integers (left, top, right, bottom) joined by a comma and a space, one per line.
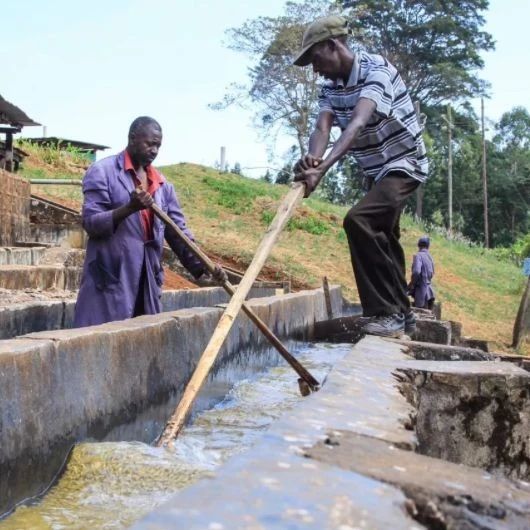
386, 338, 495, 361
0, 265, 81, 291
0, 247, 46, 266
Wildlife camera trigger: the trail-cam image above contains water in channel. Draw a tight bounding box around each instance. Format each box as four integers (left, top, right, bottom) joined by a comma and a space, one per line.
1, 342, 350, 530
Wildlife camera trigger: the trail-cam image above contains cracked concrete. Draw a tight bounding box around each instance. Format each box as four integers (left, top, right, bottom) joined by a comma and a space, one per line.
395, 361, 530, 481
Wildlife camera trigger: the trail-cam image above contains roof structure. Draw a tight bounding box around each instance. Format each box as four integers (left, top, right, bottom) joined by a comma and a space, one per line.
0, 95, 40, 127
24, 137, 109, 152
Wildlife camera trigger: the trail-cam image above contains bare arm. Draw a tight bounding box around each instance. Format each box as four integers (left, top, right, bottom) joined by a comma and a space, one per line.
308, 111, 334, 159
294, 98, 376, 196
318, 98, 376, 174
294, 111, 334, 174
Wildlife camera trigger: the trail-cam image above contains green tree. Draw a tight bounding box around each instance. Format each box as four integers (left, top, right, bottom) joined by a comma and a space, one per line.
275, 164, 292, 184
262, 169, 273, 183
342, 0, 495, 104
494, 106, 530, 149
212, 0, 338, 154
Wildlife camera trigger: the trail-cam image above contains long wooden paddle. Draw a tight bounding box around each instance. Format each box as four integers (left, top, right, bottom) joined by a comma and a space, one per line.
156, 183, 307, 445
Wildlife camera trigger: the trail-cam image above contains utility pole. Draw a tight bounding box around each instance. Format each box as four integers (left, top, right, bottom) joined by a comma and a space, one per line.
220, 146, 226, 172
481, 97, 489, 248
442, 105, 454, 234
414, 100, 423, 220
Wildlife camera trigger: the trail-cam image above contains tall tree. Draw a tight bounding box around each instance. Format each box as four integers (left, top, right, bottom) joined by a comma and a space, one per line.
341, 0, 495, 104
212, 0, 338, 154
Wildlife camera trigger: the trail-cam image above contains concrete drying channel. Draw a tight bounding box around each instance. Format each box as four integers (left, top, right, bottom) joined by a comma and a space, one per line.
0, 286, 342, 517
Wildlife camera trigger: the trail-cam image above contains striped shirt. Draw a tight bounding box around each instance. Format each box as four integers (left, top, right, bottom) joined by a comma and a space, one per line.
319, 51, 428, 183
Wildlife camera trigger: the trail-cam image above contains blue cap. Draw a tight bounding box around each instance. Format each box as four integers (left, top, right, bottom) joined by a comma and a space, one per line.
418, 236, 430, 248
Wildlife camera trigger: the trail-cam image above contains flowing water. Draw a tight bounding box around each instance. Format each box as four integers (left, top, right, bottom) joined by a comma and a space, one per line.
0, 342, 350, 530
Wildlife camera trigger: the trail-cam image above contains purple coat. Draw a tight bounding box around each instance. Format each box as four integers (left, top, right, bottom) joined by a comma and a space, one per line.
409, 249, 435, 308
74, 152, 204, 327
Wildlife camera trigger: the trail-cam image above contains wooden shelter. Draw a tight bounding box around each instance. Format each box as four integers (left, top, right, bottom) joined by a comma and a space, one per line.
0, 95, 40, 172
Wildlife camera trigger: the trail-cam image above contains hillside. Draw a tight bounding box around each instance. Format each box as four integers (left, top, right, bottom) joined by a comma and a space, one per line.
19, 149, 528, 354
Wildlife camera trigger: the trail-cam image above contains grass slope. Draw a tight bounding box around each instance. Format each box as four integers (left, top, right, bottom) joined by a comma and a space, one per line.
21, 157, 527, 354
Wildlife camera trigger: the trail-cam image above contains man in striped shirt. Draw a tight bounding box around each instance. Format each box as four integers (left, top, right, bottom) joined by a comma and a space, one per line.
293, 15, 428, 338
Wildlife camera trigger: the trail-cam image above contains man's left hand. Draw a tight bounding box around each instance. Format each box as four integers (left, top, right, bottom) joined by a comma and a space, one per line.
294, 166, 324, 198
212, 264, 228, 285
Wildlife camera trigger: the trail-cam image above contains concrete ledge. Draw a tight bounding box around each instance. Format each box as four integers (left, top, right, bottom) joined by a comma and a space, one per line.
134, 336, 530, 529
29, 224, 86, 249
0, 286, 339, 515
0, 287, 281, 339
412, 318, 452, 344
0, 301, 66, 340
0, 247, 46, 266
0, 265, 82, 291
389, 338, 495, 361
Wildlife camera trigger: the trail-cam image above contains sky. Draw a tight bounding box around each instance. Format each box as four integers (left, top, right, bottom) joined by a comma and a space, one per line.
2, 0, 529, 176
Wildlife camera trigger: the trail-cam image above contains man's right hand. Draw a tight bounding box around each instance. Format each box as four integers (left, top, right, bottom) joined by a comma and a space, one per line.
293, 154, 323, 174
128, 189, 154, 212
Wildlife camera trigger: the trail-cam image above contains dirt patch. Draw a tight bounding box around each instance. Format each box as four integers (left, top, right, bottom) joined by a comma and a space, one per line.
162, 268, 197, 290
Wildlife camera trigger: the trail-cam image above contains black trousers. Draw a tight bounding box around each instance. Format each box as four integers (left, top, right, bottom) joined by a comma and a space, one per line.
343, 172, 419, 317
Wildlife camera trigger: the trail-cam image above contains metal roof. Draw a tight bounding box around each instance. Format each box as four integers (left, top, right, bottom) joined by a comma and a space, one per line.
24, 137, 109, 151
0, 95, 40, 127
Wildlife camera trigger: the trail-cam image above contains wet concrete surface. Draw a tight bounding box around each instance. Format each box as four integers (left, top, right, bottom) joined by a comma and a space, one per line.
134, 336, 530, 530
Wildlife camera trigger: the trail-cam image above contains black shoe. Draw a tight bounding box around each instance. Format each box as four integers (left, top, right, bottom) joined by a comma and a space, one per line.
404, 311, 417, 335
362, 313, 405, 338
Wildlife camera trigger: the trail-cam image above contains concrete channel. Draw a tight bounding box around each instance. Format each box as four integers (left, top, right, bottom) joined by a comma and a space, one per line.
1, 273, 529, 528
0, 286, 342, 517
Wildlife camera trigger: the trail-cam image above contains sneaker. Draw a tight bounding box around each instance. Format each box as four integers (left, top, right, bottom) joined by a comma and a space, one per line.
362, 313, 405, 338
404, 310, 417, 335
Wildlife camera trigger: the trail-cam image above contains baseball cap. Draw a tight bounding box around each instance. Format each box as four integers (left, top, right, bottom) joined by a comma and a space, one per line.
293, 15, 349, 67
418, 236, 431, 248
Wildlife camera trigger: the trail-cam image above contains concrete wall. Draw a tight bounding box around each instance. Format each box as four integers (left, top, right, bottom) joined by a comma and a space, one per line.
0, 265, 82, 291
0, 286, 341, 515
0, 287, 281, 340
29, 224, 87, 248
0, 247, 46, 266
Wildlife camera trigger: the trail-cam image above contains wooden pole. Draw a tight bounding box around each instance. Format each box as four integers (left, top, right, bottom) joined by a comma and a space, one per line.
414, 101, 423, 220
150, 200, 319, 391
512, 276, 530, 349
5, 132, 13, 173
447, 105, 453, 235
220, 146, 226, 172
156, 183, 307, 445
322, 276, 333, 320
481, 97, 489, 248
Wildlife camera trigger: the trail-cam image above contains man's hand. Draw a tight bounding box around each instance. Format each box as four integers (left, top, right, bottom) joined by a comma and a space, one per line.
211, 264, 228, 285
293, 154, 323, 174
128, 189, 154, 212
294, 166, 324, 198
196, 264, 228, 287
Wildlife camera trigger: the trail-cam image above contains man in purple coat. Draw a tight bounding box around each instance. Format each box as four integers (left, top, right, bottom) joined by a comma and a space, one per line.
408, 236, 435, 310
74, 116, 226, 327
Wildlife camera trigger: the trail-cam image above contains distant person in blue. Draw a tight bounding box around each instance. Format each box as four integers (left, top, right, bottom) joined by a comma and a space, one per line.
408, 236, 435, 310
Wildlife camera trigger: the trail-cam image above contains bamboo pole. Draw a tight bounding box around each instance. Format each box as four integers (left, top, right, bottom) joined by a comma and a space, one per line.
155, 183, 310, 445
151, 200, 318, 391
